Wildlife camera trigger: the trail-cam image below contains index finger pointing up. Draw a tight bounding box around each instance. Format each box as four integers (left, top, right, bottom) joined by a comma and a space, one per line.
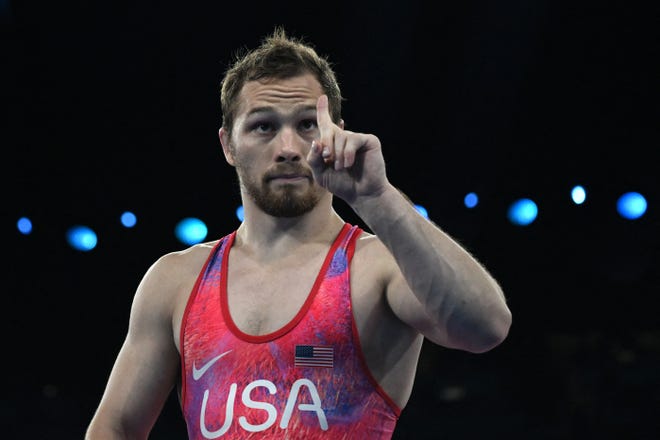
316, 94, 334, 138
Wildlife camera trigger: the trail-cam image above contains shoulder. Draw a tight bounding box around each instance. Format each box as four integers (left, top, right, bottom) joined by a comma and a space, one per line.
150, 240, 220, 282
353, 230, 398, 282
354, 230, 391, 261
131, 240, 222, 318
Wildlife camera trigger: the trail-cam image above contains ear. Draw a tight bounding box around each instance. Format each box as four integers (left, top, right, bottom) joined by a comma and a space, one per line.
219, 127, 236, 166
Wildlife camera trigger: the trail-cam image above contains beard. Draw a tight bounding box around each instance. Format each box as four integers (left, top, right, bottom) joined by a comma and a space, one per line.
236, 162, 323, 218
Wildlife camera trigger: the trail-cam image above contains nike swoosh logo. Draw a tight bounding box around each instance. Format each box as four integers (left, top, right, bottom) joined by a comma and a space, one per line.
192, 350, 232, 381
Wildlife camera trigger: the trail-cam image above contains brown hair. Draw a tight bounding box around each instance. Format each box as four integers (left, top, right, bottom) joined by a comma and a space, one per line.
220, 26, 343, 136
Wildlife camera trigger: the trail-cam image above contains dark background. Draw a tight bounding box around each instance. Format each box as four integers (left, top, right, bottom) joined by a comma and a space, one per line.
3, 0, 659, 438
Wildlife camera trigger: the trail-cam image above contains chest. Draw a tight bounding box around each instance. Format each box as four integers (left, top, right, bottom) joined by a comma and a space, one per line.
225, 250, 329, 336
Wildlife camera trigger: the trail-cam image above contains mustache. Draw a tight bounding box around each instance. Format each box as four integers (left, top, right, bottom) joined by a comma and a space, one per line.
263, 164, 314, 181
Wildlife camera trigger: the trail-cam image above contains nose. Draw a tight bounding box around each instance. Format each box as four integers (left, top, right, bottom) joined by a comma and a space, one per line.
275, 127, 305, 163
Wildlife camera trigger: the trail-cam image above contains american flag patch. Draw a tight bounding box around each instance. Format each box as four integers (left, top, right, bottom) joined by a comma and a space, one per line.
294, 345, 334, 368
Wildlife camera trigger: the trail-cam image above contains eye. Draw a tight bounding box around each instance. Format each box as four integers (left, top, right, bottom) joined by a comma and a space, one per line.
299, 119, 318, 132
251, 121, 274, 134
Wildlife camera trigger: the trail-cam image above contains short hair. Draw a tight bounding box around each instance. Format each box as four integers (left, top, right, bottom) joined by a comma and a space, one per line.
220, 27, 343, 137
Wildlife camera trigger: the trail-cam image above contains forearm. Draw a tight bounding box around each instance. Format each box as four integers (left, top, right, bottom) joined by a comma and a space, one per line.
351, 183, 511, 351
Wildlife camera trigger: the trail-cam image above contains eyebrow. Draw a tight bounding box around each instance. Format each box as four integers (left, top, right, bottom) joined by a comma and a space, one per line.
245, 105, 317, 119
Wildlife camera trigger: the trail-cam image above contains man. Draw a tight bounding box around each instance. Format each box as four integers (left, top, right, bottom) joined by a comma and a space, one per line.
86, 27, 512, 439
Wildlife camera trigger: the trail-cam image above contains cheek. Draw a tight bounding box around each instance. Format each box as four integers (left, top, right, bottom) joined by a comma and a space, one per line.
236, 141, 274, 165
233, 150, 263, 180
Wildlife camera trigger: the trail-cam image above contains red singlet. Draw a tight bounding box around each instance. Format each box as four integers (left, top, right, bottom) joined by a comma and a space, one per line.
180, 223, 400, 439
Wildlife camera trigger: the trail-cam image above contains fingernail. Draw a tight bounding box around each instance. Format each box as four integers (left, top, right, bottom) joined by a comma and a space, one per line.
322, 148, 330, 158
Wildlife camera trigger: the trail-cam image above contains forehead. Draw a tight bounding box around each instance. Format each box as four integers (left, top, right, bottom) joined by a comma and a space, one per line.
236, 73, 324, 117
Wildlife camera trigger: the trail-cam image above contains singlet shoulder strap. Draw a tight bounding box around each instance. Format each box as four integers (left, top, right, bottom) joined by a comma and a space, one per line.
339, 223, 363, 261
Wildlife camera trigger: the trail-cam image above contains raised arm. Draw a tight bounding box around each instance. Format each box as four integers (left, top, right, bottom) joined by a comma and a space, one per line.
353, 185, 510, 352
308, 95, 512, 353
85, 254, 182, 439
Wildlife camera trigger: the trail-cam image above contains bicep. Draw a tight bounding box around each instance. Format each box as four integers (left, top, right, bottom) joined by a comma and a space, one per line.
88, 260, 181, 438
93, 332, 179, 437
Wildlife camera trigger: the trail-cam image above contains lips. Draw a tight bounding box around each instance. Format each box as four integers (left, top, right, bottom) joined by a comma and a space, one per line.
270, 174, 307, 180
265, 167, 312, 182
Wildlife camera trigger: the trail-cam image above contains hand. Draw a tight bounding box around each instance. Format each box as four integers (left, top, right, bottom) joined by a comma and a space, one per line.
307, 95, 389, 205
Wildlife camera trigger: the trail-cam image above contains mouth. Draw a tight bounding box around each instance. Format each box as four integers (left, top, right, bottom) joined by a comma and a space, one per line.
268, 174, 309, 184
265, 168, 312, 183
269, 174, 308, 181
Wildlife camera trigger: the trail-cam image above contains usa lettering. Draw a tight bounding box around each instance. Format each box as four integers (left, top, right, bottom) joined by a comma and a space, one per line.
199, 378, 328, 438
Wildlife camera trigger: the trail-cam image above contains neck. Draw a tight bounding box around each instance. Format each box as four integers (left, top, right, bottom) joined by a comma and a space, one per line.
235, 194, 346, 253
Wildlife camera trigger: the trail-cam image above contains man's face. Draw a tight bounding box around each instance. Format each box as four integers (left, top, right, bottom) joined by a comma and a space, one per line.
222, 74, 327, 217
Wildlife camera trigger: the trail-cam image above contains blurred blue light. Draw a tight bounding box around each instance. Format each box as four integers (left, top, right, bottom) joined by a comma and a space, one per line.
507, 198, 538, 226
464, 192, 479, 208
175, 217, 208, 245
414, 204, 428, 219
121, 211, 137, 228
571, 185, 586, 205
236, 205, 244, 222
616, 192, 647, 220
17, 217, 33, 235
66, 225, 98, 251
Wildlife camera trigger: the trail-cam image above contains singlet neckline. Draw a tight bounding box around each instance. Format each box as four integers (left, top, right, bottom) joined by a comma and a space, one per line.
219, 223, 352, 343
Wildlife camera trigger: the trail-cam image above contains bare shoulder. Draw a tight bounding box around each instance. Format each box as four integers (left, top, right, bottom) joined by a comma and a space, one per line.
354, 230, 397, 275
132, 241, 220, 317
354, 229, 380, 252
351, 230, 401, 302
150, 241, 219, 283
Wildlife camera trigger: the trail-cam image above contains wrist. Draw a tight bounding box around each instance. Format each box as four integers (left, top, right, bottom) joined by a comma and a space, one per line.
350, 183, 410, 224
